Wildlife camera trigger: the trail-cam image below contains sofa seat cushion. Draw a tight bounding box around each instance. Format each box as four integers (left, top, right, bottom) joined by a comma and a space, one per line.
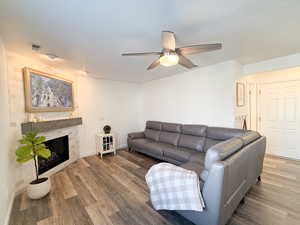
160, 143, 196, 163
180, 161, 204, 178
188, 152, 206, 165
131, 139, 163, 158
131, 138, 153, 150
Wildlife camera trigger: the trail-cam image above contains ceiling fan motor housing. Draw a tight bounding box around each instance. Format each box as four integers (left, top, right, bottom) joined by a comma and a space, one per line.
122, 31, 222, 70
160, 49, 179, 66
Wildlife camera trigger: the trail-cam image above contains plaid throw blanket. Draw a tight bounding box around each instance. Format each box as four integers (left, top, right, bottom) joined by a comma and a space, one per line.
145, 163, 205, 211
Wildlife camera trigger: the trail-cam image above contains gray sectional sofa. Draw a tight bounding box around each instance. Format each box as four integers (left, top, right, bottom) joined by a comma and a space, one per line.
128, 121, 266, 225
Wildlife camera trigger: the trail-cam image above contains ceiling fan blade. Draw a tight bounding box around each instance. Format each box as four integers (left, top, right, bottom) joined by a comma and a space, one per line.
177, 43, 222, 55
122, 52, 161, 56
147, 57, 161, 70
161, 31, 176, 50
178, 54, 197, 69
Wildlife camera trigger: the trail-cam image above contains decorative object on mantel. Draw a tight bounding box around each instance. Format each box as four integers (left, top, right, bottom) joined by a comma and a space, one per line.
23, 67, 74, 112
236, 82, 245, 107
16, 132, 52, 199
96, 133, 116, 158
21, 117, 83, 134
103, 125, 111, 134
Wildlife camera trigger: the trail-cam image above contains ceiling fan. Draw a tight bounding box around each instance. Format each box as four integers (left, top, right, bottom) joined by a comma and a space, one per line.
122, 31, 222, 70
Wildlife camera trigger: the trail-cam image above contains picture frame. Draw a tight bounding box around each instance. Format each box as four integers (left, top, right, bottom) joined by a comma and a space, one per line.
23, 67, 74, 112
236, 82, 245, 107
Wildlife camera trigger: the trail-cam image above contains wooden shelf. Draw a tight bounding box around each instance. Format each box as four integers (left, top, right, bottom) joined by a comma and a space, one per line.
21, 117, 83, 134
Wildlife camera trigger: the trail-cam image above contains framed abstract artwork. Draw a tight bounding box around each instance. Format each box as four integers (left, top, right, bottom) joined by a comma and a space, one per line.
23, 67, 74, 112
236, 82, 245, 107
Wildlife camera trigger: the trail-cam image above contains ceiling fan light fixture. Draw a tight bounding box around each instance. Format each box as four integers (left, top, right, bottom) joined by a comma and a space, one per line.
159, 53, 179, 67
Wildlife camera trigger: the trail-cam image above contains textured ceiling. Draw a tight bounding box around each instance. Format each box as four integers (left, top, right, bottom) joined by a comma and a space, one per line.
0, 0, 299, 83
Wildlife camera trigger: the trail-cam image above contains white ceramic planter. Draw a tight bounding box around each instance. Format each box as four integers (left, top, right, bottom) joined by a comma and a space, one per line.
27, 177, 51, 199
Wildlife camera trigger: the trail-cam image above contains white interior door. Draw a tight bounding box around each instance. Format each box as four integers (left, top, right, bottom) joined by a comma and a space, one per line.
259, 81, 300, 160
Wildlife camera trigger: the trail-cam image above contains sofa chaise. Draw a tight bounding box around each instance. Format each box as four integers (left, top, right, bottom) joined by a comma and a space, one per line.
128, 121, 266, 225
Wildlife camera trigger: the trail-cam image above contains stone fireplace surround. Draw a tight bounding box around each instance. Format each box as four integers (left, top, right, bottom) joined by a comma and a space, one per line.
19, 118, 82, 187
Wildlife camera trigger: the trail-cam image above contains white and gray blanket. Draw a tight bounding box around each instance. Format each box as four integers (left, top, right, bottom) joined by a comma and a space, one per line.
145, 163, 205, 212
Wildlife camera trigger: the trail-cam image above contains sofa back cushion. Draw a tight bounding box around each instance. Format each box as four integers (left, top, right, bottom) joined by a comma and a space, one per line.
206, 127, 245, 141
146, 121, 162, 130
159, 131, 180, 146
181, 125, 207, 136
144, 121, 162, 141
203, 138, 222, 152
145, 129, 160, 141
178, 135, 205, 152
178, 125, 207, 152
162, 122, 181, 133
204, 127, 245, 152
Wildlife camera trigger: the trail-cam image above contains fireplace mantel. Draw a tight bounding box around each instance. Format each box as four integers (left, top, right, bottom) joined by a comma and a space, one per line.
21, 117, 83, 134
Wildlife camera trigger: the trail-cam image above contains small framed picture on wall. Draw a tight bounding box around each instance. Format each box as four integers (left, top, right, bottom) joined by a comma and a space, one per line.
236, 82, 245, 107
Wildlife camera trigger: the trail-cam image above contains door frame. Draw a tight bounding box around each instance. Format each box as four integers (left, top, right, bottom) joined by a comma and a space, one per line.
257, 79, 300, 132
257, 79, 300, 160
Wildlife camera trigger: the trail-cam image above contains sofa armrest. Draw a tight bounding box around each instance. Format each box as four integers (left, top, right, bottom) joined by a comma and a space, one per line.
128, 132, 145, 139
204, 137, 243, 171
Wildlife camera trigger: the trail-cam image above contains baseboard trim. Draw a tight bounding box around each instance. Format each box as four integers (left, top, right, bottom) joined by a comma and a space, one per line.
4, 191, 15, 225
79, 145, 128, 158
80, 151, 96, 158
266, 153, 300, 162
117, 144, 128, 150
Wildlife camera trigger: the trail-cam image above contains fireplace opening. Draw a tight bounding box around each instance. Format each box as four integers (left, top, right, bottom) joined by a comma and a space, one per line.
38, 135, 69, 175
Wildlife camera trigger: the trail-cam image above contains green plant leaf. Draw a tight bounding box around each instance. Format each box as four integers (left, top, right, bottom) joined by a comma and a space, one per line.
36, 143, 46, 150
16, 132, 49, 164
36, 148, 51, 159
24, 132, 37, 142
16, 154, 34, 163
19, 139, 32, 145
16, 145, 32, 157
35, 136, 46, 144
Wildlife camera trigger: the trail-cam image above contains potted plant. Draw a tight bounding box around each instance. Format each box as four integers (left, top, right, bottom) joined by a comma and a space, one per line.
16, 131, 52, 199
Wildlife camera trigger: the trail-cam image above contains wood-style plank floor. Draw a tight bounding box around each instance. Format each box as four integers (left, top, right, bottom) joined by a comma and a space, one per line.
9, 150, 300, 225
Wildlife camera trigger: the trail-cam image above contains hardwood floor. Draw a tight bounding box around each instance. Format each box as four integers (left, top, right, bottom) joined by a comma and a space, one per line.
9, 150, 300, 225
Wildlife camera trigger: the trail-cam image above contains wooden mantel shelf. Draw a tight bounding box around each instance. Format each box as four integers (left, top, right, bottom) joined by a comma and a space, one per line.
21, 117, 83, 134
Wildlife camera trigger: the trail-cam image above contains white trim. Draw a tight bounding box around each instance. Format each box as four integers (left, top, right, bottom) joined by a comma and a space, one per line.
266, 153, 300, 162
117, 144, 127, 150
80, 151, 97, 158
79, 144, 127, 158
4, 191, 15, 225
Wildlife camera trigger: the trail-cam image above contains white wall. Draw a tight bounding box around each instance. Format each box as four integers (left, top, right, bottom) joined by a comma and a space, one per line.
0, 49, 142, 219
5, 52, 82, 192
243, 53, 300, 75
140, 61, 241, 128
78, 76, 141, 157
0, 38, 14, 225
236, 54, 300, 131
